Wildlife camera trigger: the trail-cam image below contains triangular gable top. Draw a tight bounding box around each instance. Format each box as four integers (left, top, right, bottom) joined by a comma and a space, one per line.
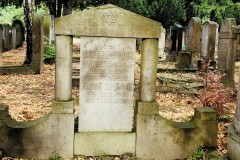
55, 4, 162, 38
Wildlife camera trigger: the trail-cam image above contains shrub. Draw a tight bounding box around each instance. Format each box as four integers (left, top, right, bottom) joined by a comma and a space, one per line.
43, 36, 55, 64
197, 71, 235, 117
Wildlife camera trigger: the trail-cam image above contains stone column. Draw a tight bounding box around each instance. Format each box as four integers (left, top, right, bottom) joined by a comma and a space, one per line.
140, 39, 158, 102
31, 14, 44, 74
218, 18, 237, 85
55, 35, 72, 101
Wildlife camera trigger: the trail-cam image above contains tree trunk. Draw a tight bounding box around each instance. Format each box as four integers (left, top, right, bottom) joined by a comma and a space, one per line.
23, 0, 35, 64
56, 0, 63, 18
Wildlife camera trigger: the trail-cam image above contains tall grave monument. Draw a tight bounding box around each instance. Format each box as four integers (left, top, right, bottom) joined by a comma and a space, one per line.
201, 21, 218, 61
186, 17, 201, 67
218, 18, 237, 87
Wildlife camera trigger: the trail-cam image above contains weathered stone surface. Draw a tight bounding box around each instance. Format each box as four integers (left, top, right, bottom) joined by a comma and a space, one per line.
0, 113, 74, 159
78, 37, 136, 132
43, 15, 51, 38
74, 132, 136, 156
0, 24, 3, 53
201, 21, 218, 61
2, 24, 11, 51
137, 101, 159, 115
186, 17, 201, 68
55, 4, 162, 38
55, 35, 73, 101
218, 18, 237, 84
140, 39, 158, 102
158, 27, 166, 57
235, 73, 240, 132
31, 14, 44, 74
0, 104, 8, 120
136, 108, 218, 160
11, 26, 17, 49
43, 15, 55, 43
177, 51, 191, 69
194, 107, 217, 121
0, 66, 32, 75
171, 23, 183, 52
227, 124, 240, 160
52, 100, 73, 114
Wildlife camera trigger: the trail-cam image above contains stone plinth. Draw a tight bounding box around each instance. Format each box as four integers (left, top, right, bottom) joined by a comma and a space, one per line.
74, 132, 136, 156
78, 37, 136, 132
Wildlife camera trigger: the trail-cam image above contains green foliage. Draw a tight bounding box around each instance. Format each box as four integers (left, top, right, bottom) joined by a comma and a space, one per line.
36, 2, 49, 15
191, 146, 205, 159
191, 0, 239, 25
49, 151, 63, 160
43, 37, 55, 61
0, 5, 24, 25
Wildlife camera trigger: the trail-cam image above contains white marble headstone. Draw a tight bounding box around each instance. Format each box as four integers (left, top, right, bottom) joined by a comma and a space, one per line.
78, 36, 136, 132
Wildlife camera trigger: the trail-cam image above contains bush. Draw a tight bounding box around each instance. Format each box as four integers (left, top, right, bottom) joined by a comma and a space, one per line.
43, 36, 55, 64
0, 5, 24, 25
197, 71, 235, 117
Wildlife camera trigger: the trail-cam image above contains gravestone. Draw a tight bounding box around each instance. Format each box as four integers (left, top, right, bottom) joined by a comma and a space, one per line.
171, 23, 183, 52
12, 20, 24, 48
11, 26, 17, 49
158, 27, 166, 57
31, 14, 44, 74
55, 4, 161, 156
186, 17, 201, 67
201, 21, 218, 61
78, 37, 136, 132
2, 24, 11, 51
0, 24, 3, 53
43, 15, 55, 43
218, 18, 237, 86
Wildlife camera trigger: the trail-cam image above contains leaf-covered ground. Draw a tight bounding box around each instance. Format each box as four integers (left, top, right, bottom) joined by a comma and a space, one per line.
0, 45, 237, 158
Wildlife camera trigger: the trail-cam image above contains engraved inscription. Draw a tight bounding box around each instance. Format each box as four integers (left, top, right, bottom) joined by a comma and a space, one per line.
102, 10, 116, 24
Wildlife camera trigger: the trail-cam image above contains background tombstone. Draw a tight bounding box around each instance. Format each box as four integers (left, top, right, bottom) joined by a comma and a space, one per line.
201, 21, 218, 61
2, 24, 12, 51
217, 18, 237, 87
158, 27, 166, 57
12, 20, 25, 48
0, 24, 3, 53
11, 26, 17, 49
170, 23, 183, 52
31, 14, 44, 74
186, 17, 201, 67
43, 15, 55, 44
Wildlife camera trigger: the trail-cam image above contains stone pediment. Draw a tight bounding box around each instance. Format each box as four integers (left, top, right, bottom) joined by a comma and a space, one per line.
55, 4, 162, 38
